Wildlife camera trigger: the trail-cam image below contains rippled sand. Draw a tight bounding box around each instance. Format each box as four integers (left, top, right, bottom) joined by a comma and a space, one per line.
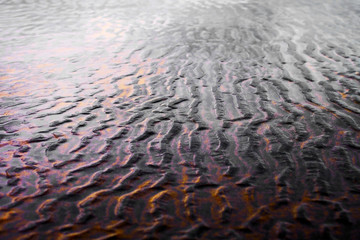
1, 0, 360, 239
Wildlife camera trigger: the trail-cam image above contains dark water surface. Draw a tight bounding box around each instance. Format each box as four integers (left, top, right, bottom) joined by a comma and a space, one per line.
1, 0, 360, 239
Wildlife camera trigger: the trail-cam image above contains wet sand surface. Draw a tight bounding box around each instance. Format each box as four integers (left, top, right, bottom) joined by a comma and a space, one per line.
1, 0, 360, 239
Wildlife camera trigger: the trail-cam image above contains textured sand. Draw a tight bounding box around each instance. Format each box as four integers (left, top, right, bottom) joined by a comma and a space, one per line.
0, 0, 360, 239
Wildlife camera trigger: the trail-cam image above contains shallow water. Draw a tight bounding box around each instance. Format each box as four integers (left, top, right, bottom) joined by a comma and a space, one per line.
1, 0, 360, 239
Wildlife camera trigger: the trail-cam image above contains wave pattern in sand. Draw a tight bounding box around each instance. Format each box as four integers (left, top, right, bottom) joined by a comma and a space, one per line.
1, 0, 360, 239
